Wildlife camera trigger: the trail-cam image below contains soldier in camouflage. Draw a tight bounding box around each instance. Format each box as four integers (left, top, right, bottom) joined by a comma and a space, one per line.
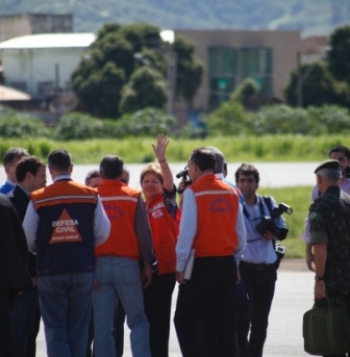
310, 160, 350, 321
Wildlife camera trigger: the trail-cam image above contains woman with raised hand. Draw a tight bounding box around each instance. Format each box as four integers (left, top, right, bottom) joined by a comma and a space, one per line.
140, 134, 180, 357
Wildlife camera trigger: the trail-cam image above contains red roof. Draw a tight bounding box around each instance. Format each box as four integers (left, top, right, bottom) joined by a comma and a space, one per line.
301, 35, 329, 54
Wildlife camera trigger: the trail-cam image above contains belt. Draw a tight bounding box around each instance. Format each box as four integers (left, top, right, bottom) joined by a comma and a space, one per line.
240, 261, 274, 271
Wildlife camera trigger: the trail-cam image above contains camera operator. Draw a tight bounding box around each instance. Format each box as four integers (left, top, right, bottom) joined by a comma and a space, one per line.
303, 145, 350, 272
235, 163, 288, 357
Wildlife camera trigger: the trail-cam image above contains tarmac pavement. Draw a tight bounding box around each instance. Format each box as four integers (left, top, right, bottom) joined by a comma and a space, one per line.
36, 259, 314, 357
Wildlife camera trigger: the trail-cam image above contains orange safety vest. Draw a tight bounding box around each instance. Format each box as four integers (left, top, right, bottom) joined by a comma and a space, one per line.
95, 180, 141, 260
190, 174, 239, 257
147, 194, 179, 274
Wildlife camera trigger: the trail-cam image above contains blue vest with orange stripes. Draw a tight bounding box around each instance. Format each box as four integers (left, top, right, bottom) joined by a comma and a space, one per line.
30, 179, 98, 276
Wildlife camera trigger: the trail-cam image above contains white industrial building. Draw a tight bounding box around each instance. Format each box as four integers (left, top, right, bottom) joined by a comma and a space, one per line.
0, 33, 96, 99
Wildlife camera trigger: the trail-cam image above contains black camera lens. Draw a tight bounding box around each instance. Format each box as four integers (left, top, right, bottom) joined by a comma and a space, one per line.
278, 203, 293, 215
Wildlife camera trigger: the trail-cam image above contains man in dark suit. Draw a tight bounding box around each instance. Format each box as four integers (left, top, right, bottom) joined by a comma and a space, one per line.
8, 156, 46, 357
0, 193, 32, 357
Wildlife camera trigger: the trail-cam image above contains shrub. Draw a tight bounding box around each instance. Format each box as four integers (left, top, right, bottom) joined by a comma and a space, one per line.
53, 113, 106, 140
207, 102, 251, 135
0, 111, 49, 138
306, 105, 350, 135
230, 78, 259, 107
115, 107, 176, 136
250, 105, 311, 135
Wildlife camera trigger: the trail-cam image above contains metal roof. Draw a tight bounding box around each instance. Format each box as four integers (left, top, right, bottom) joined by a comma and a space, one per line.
0, 85, 31, 100
0, 33, 96, 50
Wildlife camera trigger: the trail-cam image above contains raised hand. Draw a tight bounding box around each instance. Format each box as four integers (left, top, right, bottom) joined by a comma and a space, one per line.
152, 134, 169, 162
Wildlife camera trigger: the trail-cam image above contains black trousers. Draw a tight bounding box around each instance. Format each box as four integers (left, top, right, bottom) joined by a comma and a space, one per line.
143, 271, 176, 357
0, 289, 15, 357
236, 262, 277, 357
174, 256, 237, 357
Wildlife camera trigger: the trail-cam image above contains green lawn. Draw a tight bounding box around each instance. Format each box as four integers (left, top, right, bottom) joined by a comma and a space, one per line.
0, 135, 347, 164
259, 186, 311, 259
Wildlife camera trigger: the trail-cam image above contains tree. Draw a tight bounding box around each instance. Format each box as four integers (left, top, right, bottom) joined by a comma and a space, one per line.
119, 67, 167, 114
72, 22, 203, 118
172, 36, 204, 107
284, 61, 349, 107
230, 78, 259, 108
72, 62, 126, 118
327, 25, 350, 85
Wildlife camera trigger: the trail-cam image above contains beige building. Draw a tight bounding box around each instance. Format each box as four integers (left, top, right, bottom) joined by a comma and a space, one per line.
0, 13, 73, 41
173, 29, 301, 122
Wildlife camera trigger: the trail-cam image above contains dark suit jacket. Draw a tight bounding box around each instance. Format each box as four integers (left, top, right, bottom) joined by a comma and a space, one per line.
8, 185, 36, 277
0, 194, 32, 291
8, 185, 30, 222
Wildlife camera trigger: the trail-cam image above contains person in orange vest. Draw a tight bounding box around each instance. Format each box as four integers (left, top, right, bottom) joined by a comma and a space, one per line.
85, 166, 129, 357
140, 134, 180, 357
22, 149, 111, 357
174, 147, 246, 357
93, 155, 154, 357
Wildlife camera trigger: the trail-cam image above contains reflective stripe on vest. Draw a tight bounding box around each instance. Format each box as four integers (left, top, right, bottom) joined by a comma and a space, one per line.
33, 195, 97, 206
100, 196, 138, 202
194, 189, 235, 197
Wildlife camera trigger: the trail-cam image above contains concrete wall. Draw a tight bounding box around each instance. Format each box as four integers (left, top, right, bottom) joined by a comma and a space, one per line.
0, 14, 73, 41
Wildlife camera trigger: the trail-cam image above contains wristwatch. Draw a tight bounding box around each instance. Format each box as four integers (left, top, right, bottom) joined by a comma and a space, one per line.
315, 276, 325, 282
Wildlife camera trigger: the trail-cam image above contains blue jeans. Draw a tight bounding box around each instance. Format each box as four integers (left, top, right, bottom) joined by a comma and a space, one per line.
38, 272, 94, 357
93, 256, 151, 357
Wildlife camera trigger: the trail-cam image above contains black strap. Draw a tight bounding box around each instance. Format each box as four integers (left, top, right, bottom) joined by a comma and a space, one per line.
242, 195, 272, 219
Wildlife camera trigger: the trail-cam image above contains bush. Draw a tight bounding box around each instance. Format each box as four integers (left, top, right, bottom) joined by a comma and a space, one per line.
306, 105, 350, 135
115, 107, 176, 136
207, 102, 251, 135
53, 113, 106, 140
250, 105, 311, 135
0, 111, 49, 138
230, 78, 259, 107
53, 108, 176, 140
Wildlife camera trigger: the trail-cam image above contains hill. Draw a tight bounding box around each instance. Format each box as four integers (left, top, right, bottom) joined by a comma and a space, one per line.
0, 0, 349, 37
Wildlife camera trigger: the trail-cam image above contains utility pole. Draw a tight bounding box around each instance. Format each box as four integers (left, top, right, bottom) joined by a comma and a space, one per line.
166, 50, 177, 116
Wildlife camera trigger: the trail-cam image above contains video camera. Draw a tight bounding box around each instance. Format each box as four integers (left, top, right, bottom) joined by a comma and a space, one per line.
176, 167, 192, 194
256, 203, 293, 241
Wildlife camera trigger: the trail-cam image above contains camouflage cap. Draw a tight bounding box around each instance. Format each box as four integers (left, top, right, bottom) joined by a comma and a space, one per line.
314, 159, 341, 174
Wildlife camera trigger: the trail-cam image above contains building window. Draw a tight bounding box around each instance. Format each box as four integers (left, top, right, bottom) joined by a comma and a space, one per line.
37, 81, 54, 99
11, 81, 27, 92
241, 48, 273, 97
208, 47, 238, 109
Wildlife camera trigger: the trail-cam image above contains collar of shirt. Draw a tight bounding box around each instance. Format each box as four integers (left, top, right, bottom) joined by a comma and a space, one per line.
215, 173, 224, 179
53, 174, 72, 182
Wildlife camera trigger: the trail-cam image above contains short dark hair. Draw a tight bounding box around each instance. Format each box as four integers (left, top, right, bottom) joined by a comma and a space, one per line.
122, 166, 130, 185
206, 147, 224, 174
85, 169, 101, 185
235, 163, 260, 183
16, 156, 45, 183
100, 155, 124, 180
329, 145, 350, 160
48, 150, 72, 172
190, 148, 216, 172
3, 147, 29, 166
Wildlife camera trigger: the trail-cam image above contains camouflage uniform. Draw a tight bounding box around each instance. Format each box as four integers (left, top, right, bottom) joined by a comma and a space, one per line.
310, 185, 350, 310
